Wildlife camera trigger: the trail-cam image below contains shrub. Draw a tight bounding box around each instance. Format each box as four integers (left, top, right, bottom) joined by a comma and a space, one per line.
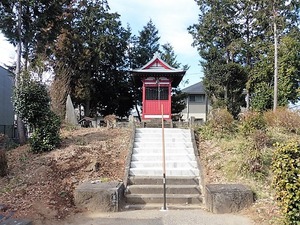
272, 141, 300, 224
197, 124, 216, 140
208, 108, 235, 132
14, 78, 61, 152
29, 112, 61, 153
14, 79, 51, 128
264, 107, 300, 133
239, 111, 266, 135
251, 129, 270, 150
238, 130, 269, 178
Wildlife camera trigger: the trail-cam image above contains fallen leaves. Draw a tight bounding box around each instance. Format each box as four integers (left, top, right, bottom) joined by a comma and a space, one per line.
0, 127, 131, 222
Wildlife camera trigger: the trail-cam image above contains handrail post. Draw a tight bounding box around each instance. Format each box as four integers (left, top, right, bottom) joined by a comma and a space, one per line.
161, 104, 167, 210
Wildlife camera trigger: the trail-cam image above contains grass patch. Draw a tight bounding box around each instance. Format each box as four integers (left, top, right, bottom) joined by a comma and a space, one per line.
196, 108, 300, 224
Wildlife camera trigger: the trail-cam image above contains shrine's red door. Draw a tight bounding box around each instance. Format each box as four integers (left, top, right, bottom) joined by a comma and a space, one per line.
142, 77, 171, 120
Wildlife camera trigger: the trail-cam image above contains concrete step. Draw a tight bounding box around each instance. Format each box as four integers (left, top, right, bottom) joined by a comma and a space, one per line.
131, 154, 196, 162
129, 168, 199, 176
125, 193, 202, 204
127, 176, 200, 186
124, 203, 205, 210
135, 131, 191, 135
125, 127, 202, 209
130, 161, 198, 168
134, 137, 192, 142
126, 184, 201, 195
136, 128, 190, 134
132, 147, 195, 154
133, 142, 193, 148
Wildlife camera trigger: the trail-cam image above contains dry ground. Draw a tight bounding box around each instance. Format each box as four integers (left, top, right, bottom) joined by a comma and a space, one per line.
0, 127, 131, 224
0, 126, 280, 224
198, 139, 281, 225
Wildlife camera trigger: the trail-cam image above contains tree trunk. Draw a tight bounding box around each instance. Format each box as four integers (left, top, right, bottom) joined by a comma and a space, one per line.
135, 103, 141, 122
84, 100, 91, 117
15, 1, 26, 145
273, 6, 278, 112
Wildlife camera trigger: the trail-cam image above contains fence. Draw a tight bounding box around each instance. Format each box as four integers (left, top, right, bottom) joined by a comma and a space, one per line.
0, 125, 17, 139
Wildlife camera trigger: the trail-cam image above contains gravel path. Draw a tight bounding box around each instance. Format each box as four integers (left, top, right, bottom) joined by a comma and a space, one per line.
57, 209, 254, 225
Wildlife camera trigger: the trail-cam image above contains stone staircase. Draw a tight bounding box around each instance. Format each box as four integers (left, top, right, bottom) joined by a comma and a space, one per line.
125, 128, 203, 209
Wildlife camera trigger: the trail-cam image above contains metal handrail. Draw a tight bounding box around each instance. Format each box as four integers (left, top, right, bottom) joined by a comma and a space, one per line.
161, 104, 167, 210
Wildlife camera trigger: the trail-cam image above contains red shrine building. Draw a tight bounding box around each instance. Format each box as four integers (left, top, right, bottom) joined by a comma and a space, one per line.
131, 53, 186, 120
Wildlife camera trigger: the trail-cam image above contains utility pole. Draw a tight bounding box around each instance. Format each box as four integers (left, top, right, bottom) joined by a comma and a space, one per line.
273, 3, 278, 112
15, 0, 26, 144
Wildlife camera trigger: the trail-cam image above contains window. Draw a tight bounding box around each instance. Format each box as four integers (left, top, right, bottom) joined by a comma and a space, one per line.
189, 94, 205, 103
146, 87, 169, 100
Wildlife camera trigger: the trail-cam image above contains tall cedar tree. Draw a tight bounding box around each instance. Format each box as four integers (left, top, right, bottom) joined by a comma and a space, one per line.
0, 0, 71, 67
188, 0, 247, 118
51, 0, 132, 117
189, 0, 300, 114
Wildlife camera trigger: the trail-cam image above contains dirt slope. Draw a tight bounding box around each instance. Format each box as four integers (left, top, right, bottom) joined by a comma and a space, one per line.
0, 127, 131, 223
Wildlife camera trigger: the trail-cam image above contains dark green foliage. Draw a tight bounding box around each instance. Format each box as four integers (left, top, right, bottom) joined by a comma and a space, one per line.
14, 79, 51, 128
13, 78, 61, 153
130, 19, 160, 69
51, 0, 133, 117
171, 89, 187, 115
160, 42, 190, 70
203, 62, 247, 118
0, 0, 71, 61
248, 34, 300, 111
189, 0, 300, 114
29, 111, 61, 153
272, 141, 300, 224
188, 0, 248, 117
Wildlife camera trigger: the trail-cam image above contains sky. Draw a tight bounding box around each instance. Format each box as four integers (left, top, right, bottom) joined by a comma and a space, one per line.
0, 0, 203, 87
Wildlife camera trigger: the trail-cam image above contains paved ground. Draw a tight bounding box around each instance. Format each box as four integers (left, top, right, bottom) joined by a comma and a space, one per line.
58, 209, 254, 225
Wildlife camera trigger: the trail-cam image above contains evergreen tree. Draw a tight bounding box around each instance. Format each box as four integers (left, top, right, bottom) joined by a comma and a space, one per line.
189, 0, 300, 114
130, 19, 160, 69
188, 0, 247, 117
160, 43, 181, 68
50, 0, 132, 117
0, 0, 70, 65
0, 0, 70, 144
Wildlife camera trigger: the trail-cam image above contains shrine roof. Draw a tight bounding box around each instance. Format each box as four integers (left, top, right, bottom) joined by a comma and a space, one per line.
131, 53, 186, 87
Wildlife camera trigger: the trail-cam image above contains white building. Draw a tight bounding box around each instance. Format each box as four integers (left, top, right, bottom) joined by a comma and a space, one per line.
181, 82, 211, 123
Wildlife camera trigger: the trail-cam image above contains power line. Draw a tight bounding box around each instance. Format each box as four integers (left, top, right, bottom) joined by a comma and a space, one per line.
185, 73, 203, 76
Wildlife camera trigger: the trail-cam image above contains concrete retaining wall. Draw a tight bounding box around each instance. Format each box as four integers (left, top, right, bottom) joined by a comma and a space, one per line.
206, 184, 254, 214
74, 181, 124, 212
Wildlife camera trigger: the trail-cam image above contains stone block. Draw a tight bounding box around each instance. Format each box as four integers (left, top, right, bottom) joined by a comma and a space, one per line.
0, 218, 32, 225
74, 181, 124, 212
206, 184, 253, 214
